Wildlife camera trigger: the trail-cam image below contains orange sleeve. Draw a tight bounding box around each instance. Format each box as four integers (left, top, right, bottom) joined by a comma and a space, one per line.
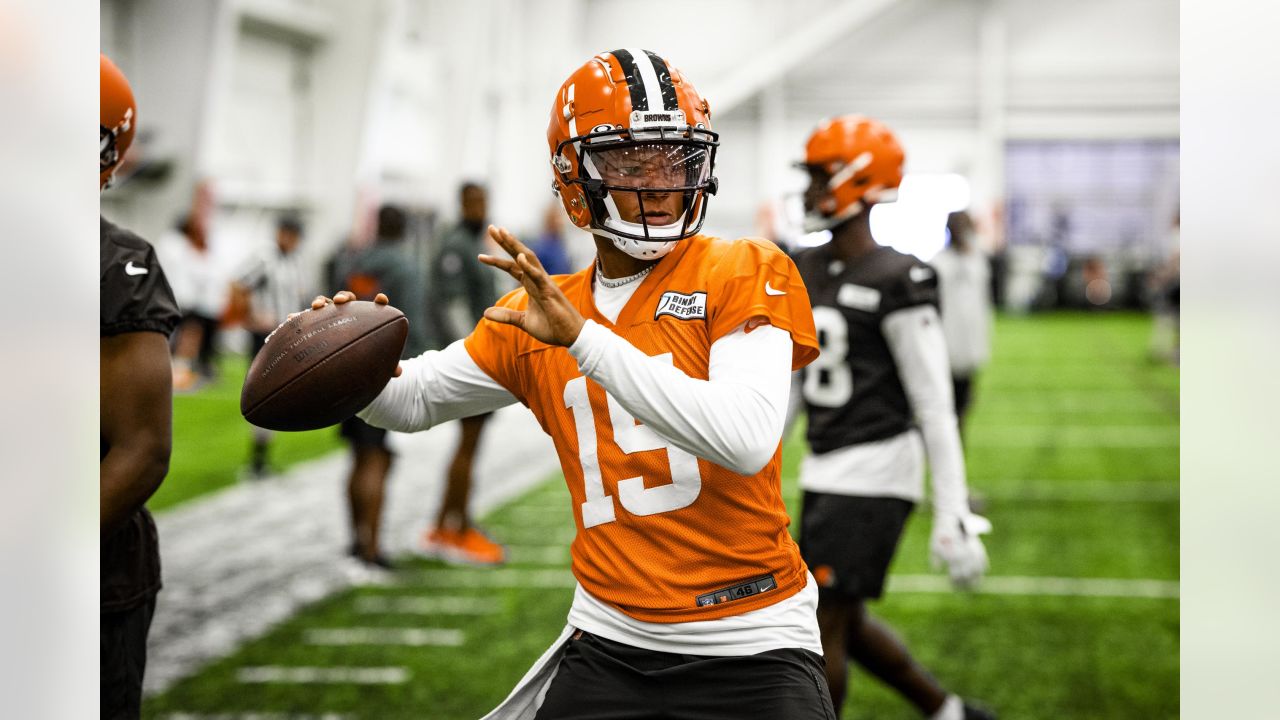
462, 287, 528, 402
707, 238, 820, 371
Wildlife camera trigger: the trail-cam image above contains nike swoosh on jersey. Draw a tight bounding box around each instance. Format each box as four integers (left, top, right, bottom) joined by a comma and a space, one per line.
125, 261, 149, 276
764, 281, 786, 296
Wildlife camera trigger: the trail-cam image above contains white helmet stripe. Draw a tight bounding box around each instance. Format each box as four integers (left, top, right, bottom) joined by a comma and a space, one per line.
627, 46, 666, 113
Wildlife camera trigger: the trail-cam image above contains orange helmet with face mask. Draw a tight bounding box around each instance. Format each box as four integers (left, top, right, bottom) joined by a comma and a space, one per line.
801, 115, 903, 231
100, 53, 137, 189
547, 49, 719, 260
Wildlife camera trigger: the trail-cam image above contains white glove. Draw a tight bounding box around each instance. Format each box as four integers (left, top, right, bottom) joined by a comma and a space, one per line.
930, 513, 992, 589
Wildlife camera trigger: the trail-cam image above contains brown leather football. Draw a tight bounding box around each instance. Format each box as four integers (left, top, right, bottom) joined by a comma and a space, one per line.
240, 300, 408, 431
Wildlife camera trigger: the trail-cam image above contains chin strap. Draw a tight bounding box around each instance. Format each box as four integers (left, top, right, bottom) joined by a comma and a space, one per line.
803, 200, 865, 233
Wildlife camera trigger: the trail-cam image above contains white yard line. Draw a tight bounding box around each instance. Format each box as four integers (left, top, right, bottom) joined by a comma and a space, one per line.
969, 480, 1179, 503
889, 574, 1179, 599
405, 567, 1177, 600
236, 667, 410, 685
353, 595, 501, 615
967, 426, 1178, 447
159, 714, 355, 720
303, 627, 465, 647
505, 545, 572, 565
411, 568, 576, 589
145, 405, 560, 696
158, 707, 355, 712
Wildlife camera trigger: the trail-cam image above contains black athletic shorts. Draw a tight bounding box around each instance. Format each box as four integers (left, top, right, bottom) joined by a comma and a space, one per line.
535, 630, 836, 720
339, 416, 388, 448
799, 492, 915, 601
101, 596, 156, 720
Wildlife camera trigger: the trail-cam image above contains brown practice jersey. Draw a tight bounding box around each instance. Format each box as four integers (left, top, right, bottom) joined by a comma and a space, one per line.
791, 243, 939, 454
465, 235, 819, 622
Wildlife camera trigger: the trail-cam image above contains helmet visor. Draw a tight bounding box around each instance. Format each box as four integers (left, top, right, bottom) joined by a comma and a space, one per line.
587, 142, 711, 191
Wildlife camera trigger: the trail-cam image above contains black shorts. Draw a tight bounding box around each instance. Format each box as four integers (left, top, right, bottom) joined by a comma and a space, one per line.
799, 492, 915, 601
339, 416, 388, 448
101, 597, 156, 720
535, 631, 836, 720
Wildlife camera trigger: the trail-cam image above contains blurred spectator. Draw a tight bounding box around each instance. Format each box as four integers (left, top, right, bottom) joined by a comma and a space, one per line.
230, 215, 310, 479
337, 205, 428, 575
530, 202, 573, 276
417, 182, 506, 565
932, 211, 993, 437
1148, 211, 1180, 363
156, 212, 225, 390
1081, 256, 1112, 308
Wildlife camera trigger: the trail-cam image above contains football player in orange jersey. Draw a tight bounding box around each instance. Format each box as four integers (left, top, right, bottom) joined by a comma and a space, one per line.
314, 49, 836, 718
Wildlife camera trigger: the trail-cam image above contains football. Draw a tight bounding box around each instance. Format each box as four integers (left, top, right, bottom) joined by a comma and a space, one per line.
240, 300, 408, 431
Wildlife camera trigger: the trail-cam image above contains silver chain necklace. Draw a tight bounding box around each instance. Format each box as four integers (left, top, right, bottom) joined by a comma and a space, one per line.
595, 258, 654, 289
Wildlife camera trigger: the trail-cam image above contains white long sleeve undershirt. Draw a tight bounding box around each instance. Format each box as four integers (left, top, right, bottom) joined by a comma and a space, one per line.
881, 304, 970, 519
359, 311, 794, 477
569, 320, 792, 475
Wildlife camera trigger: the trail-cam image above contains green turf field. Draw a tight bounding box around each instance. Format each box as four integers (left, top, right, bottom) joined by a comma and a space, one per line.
144, 312, 1178, 719
149, 355, 345, 511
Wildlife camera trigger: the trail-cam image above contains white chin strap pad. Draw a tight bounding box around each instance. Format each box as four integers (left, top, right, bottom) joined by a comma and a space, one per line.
610, 235, 677, 260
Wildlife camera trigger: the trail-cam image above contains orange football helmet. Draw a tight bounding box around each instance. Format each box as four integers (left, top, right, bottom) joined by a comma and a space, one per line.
800, 115, 903, 231
547, 49, 718, 260
100, 53, 136, 189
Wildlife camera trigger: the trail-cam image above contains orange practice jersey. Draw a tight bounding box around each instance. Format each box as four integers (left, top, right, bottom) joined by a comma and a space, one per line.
465, 235, 819, 622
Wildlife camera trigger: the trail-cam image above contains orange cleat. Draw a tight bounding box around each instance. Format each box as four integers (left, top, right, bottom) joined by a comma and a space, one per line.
419, 526, 507, 566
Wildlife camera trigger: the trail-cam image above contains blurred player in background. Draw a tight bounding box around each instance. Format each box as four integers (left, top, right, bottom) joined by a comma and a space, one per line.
931, 210, 993, 439
417, 182, 507, 565
336, 205, 429, 573
321, 49, 836, 718
156, 211, 224, 391
530, 202, 575, 276
1147, 209, 1179, 363
791, 116, 995, 720
230, 214, 309, 478
100, 53, 181, 720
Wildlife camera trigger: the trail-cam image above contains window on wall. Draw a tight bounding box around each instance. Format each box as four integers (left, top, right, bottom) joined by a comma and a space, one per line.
1004, 140, 1180, 262
209, 24, 315, 204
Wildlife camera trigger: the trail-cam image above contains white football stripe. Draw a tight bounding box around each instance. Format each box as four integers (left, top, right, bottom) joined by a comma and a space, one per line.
890, 574, 1179, 599
303, 628, 464, 647
354, 595, 501, 615
236, 667, 409, 684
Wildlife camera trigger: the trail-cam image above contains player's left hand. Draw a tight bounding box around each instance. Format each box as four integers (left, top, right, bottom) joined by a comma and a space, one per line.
286, 291, 401, 377
930, 513, 992, 590
480, 225, 586, 347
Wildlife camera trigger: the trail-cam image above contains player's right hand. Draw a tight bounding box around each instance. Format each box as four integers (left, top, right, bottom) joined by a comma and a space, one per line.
480, 225, 586, 347
294, 291, 401, 377
929, 513, 992, 590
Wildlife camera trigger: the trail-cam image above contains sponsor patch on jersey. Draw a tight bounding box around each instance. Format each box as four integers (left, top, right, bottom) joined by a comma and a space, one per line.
655, 290, 707, 321
837, 283, 881, 312
695, 574, 778, 607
